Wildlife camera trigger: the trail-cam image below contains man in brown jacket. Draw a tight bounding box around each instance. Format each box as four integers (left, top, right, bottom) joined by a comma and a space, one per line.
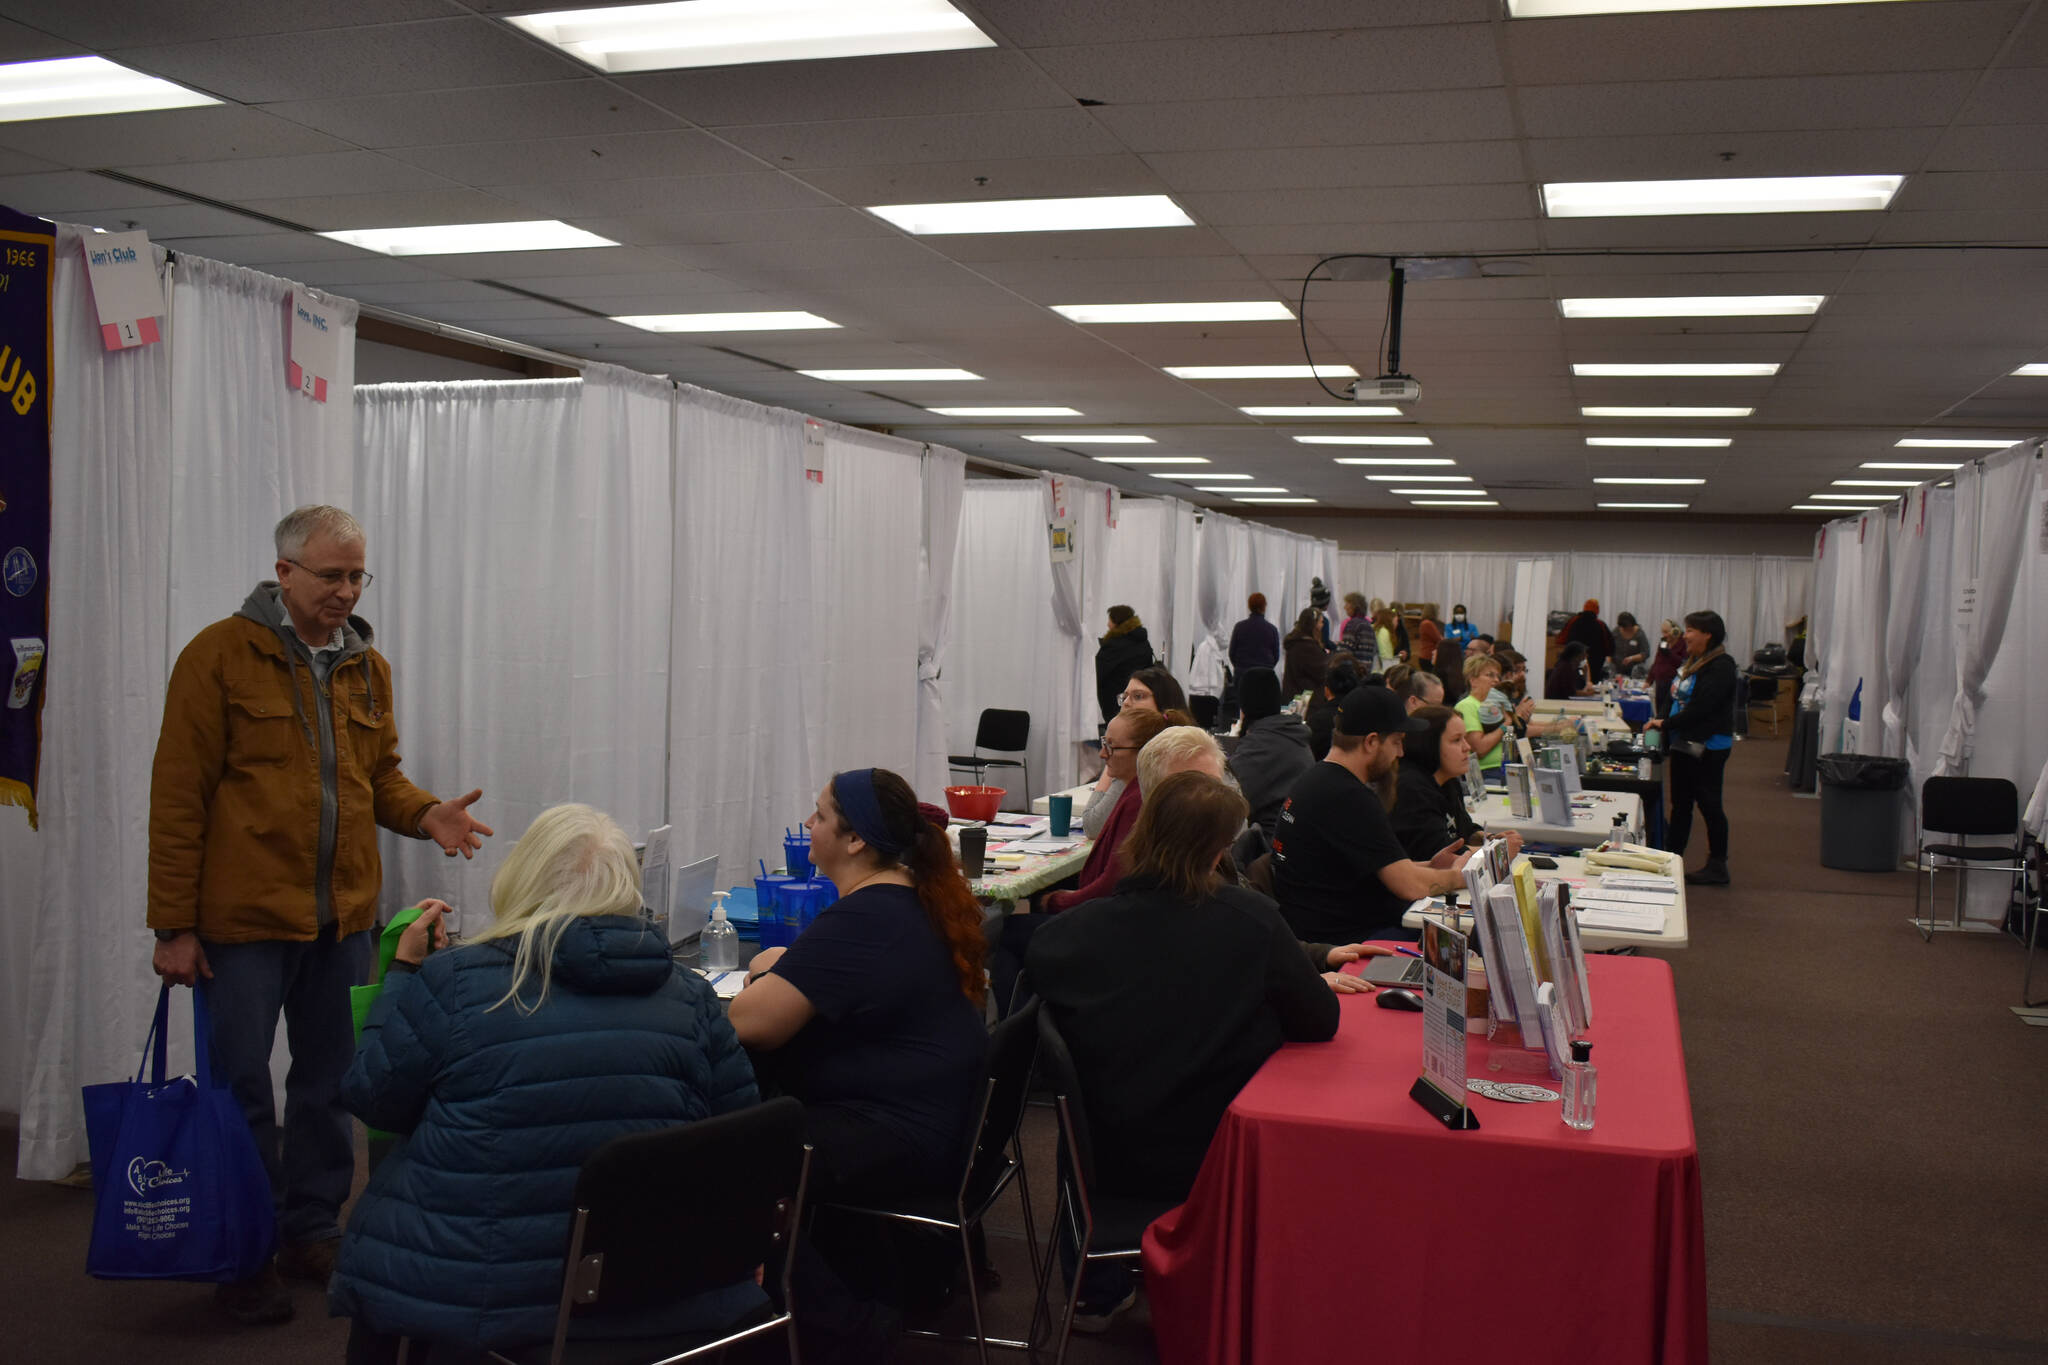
147, 505, 491, 1324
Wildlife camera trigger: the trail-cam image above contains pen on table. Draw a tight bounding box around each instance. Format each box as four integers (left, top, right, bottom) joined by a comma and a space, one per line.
1392, 946, 1424, 959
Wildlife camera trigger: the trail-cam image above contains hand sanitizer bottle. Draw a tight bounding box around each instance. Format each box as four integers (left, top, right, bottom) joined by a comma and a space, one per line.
1561, 1040, 1597, 1131
702, 892, 739, 972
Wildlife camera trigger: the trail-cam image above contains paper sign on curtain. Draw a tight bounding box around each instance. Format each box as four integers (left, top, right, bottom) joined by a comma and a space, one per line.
1048, 476, 1075, 562
81, 231, 163, 350
288, 289, 342, 402
804, 419, 825, 484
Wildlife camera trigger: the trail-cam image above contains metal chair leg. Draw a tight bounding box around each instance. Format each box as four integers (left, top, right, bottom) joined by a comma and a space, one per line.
959, 1221, 989, 1365
1011, 1148, 1043, 1302
1913, 839, 1932, 941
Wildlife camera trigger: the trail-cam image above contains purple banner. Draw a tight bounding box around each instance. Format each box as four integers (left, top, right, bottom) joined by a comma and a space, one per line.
0, 204, 55, 826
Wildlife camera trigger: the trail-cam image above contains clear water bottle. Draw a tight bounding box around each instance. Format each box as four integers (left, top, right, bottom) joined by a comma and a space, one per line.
1561, 1040, 1597, 1131
701, 892, 739, 972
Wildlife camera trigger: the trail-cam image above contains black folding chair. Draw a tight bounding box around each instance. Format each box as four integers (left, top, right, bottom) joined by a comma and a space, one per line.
1029, 1010, 1179, 1365
821, 1001, 1044, 1363
949, 709, 1032, 810
483, 1098, 811, 1365
1913, 777, 2028, 943
1744, 674, 1782, 737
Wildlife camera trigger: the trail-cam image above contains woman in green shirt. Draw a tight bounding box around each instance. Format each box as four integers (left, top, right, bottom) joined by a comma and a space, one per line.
1454, 654, 1510, 776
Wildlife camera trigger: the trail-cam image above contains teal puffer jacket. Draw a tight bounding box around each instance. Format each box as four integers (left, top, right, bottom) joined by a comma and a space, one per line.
330, 915, 760, 1348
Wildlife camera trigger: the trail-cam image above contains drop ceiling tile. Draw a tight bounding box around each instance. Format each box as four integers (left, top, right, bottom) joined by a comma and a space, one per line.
927, 225, 1234, 263
1956, 66, 2048, 123
486, 173, 837, 219
1875, 208, 2048, 241
510, 270, 748, 301
0, 105, 352, 167
2001, 3, 2048, 65
1030, 26, 1502, 103
1519, 72, 1978, 139
238, 188, 532, 231
970, 0, 1489, 46
1217, 221, 1541, 255
1503, 2, 2022, 84
718, 109, 1126, 168
622, 49, 1072, 126
599, 206, 894, 246
415, 244, 685, 280
657, 236, 958, 276
792, 154, 1167, 204
346, 279, 532, 306
0, 170, 185, 213
0, 16, 85, 61
68, 201, 281, 238
109, 20, 585, 104
1536, 215, 1883, 249
1094, 89, 1517, 152
0, 0, 451, 49
159, 233, 436, 274
1184, 183, 1532, 226
0, 148, 60, 176
261, 81, 680, 150
1891, 170, 2048, 212
1521, 128, 1942, 181
1143, 141, 1526, 193
116, 150, 454, 201
390, 130, 763, 186
1926, 124, 2048, 171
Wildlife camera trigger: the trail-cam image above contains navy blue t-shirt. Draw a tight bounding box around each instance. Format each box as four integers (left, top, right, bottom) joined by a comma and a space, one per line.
768, 883, 988, 1169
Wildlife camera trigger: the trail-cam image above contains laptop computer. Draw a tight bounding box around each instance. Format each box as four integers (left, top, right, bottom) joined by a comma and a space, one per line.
1362, 954, 1427, 987
666, 853, 720, 949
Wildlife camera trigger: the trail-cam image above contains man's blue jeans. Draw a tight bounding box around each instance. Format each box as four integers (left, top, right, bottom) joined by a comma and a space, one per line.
203, 925, 372, 1246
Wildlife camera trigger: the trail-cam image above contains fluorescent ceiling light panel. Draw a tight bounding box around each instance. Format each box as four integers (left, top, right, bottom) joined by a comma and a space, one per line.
1593, 477, 1707, 485
1597, 502, 1690, 509
0, 55, 219, 121
1896, 438, 2017, 449
1411, 500, 1500, 508
1561, 295, 1824, 319
1242, 405, 1402, 417
1791, 504, 1856, 512
1583, 406, 1754, 418
507, 0, 993, 72
1334, 457, 1455, 466
868, 194, 1191, 235
1092, 456, 1206, 465
1365, 474, 1471, 482
798, 368, 979, 381
2015, 364, 2048, 377
1573, 363, 1779, 377
1833, 479, 1921, 487
1053, 302, 1292, 324
1392, 488, 1489, 496
928, 406, 1079, 417
1154, 472, 1251, 481
321, 220, 616, 255
611, 310, 836, 332
1166, 364, 1357, 380
1585, 437, 1730, 448
1296, 435, 1433, 446
1811, 492, 1893, 501
1235, 497, 1318, 504
1542, 175, 1902, 218
1201, 486, 1289, 493
1514, 0, 1916, 14
1022, 433, 1153, 444
1863, 461, 1963, 471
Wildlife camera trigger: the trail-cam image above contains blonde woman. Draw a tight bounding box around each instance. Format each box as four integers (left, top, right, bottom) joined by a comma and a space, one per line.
331, 804, 759, 1362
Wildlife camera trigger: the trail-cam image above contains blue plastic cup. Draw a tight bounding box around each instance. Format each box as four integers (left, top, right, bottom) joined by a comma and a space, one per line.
1047, 793, 1074, 837
776, 878, 836, 936
783, 833, 812, 880
754, 874, 797, 948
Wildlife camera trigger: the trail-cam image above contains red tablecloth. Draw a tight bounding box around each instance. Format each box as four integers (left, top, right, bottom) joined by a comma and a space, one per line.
1142, 955, 1707, 1365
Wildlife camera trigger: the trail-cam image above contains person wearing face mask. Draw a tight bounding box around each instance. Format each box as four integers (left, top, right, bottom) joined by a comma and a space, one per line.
1443, 603, 1477, 649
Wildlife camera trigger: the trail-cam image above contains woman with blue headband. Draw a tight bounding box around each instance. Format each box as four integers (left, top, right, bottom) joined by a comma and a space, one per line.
730, 767, 989, 1359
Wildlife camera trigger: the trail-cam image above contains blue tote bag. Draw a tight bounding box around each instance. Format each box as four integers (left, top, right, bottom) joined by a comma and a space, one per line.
83, 983, 276, 1281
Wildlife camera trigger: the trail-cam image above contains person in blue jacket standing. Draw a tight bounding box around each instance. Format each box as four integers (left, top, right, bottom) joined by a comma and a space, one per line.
330, 803, 761, 1363
1443, 603, 1478, 649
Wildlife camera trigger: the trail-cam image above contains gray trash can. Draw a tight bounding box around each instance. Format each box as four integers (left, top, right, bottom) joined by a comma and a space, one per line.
1817, 753, 1909, 871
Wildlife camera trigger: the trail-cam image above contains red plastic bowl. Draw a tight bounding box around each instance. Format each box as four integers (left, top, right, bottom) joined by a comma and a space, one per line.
944, 785, 1005, 822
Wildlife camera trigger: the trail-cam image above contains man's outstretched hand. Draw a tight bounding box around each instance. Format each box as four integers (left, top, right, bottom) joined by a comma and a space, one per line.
421, 789, 494, 858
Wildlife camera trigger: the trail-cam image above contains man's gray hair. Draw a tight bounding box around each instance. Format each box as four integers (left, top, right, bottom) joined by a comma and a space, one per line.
274, 505, 364, 560
1407, 671, 1443, 702
1137, 725, 1225, 796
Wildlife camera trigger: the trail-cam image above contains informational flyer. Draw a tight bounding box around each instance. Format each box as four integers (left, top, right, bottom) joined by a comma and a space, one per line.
1419, 919, 1470, 1106
81, 230, 164, 350
288, 289, 342, 402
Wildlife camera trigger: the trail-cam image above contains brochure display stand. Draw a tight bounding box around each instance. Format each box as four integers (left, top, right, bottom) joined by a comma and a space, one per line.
1408, 919, 1479, 1131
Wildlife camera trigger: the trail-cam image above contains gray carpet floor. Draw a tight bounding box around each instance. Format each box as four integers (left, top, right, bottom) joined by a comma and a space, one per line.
7, 732, 2045, 1363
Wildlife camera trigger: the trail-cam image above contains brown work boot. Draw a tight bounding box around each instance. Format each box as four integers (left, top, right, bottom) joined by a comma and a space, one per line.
214, 1261, 294, 1325
276, 1237, 340, 1285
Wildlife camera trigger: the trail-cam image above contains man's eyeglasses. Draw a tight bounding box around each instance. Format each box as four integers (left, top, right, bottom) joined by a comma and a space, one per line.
286, 559, 374, 590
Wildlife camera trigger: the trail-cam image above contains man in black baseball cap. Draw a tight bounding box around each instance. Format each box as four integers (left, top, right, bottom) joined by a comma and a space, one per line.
1271, 686, 1473, 945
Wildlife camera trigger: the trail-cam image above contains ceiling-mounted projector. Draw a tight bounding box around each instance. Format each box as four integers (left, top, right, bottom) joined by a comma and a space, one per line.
1351, 375, 1420, 403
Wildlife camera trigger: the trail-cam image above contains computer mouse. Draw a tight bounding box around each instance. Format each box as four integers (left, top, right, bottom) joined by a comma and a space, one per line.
1376, 988, 1424, 1012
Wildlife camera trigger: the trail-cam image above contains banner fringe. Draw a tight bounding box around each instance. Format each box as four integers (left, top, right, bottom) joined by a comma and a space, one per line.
0, 777, 38, 830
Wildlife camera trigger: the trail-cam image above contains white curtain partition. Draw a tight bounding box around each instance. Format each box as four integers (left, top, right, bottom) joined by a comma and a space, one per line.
1340, 549, 1811, 658
167, 255, 358, 653
948, 482, 1068, 805
6, 228, 176, 1179
804, 428, 923, 787
916, 446, 966, 799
